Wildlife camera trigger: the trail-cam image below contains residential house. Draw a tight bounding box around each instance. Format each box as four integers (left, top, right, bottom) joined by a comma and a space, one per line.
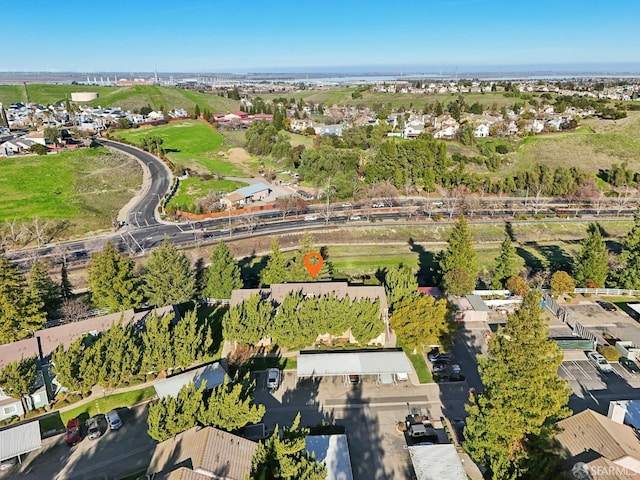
220, 183, 273, 208
315, 124, 343, 136
146, 426, 257, 480
450, 295, 490, 322
290, 118, 314, 133
402, 123, 424, 139
473, 124, 490, 138
555, 408, 640, 478
433, 126, 458, 139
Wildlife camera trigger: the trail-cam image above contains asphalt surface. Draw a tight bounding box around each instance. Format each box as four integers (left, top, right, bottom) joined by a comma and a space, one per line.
97, 139, 173, 227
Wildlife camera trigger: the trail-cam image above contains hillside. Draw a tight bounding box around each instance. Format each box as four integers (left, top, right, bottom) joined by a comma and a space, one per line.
0, 84, 240, 113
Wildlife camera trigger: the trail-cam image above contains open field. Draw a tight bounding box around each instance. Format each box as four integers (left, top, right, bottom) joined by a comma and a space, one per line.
0, 147, 141, 235
0, 84, 239, 112
113, 120, 249, 176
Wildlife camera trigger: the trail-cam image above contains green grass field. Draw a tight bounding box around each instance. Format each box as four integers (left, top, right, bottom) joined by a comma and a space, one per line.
0, 84, 239, 113
0, 147, 141, 234
113, 120, 247, 175
169, 177, 246, 211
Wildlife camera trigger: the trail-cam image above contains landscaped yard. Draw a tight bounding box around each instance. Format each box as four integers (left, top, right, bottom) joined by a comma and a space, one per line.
397, 340, 432, 383
0, 146, 141, 236
168, 177, 246, 212
113, 120, 249, 176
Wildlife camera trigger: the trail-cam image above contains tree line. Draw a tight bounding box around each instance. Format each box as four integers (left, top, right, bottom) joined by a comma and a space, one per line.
223, 290, 384, 350
52, 308, 213, 392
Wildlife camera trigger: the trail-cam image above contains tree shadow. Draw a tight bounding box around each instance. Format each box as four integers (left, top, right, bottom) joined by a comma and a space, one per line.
408, 237, 438, 286
534, 244, 574, 272
516, 246, 544, 271
505, 221, 516, 242
605, 240, 623, 254
239, 252, 267, 288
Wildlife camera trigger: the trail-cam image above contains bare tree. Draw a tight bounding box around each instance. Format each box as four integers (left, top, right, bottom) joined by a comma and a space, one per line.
4, 219, 20, 247
239, 213, 261, 235
30, 217, 52, 248
60, 298, 90, 323
321, 179, 336, 225
612, 185, 635, 216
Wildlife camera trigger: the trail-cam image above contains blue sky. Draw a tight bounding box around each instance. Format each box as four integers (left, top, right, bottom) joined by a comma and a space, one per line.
2, 0, 639, 72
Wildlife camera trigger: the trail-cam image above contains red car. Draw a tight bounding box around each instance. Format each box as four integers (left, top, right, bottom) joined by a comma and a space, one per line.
66, 418, 82, 446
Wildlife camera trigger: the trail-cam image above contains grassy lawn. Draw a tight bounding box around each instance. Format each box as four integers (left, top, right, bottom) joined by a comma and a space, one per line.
168, 177, 246, 211
59, 386, 156, 425
38, 386, 156, 434
0, 84, 240, 113
0, 146, 141, 234
113, 120, 247, 175
397, 340, 432, 383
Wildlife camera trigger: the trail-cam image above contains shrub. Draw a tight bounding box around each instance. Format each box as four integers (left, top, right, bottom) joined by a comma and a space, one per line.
597, 345, 619, 362
146, 373, 157, 382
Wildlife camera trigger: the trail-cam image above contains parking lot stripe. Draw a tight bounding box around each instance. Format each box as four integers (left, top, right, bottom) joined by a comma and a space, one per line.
560, 364, 576, 381
571, 361, 592, 380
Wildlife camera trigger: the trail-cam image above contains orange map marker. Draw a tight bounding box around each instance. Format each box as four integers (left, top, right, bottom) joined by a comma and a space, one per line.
304, 252, 323, 278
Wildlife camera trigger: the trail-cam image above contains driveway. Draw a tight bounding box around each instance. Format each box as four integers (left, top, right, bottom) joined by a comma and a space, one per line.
5, 404, 156, 480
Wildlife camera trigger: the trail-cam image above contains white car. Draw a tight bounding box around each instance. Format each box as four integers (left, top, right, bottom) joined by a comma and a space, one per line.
372, 202, 385, 208
106, 410, 123, 430
342, 203, 353, 208
349, 215, 362, 221
266, 368, 281, 390
304, 215, 318, 221
587, 351, 613, 373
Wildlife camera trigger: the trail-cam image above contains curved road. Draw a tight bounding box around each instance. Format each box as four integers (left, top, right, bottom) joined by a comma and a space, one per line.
98, 139, 173, 227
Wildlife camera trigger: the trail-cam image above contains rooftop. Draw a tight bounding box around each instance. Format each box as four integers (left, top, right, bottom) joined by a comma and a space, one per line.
297, 349, 412, 377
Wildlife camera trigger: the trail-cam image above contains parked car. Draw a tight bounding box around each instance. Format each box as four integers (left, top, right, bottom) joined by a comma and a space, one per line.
372, 202, 385, 208
106, 410, 123, 430
266, 368, 281, 391
395, 372, 409, 382
342, 203, 352, 208
87, 415, 105, 440
349, 215, 362, 221
587, 351, 613, 373
66, 418, 82, 446
620, 357, 640, 374
596, 300, 617, 312
427, 349, 453, 363
432, 360, 448, 373
304, 215, 318, 221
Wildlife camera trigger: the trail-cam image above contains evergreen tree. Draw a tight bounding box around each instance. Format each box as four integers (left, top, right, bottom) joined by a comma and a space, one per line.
0, 356, 37, 412
199, 374, 266, 431
440, 216, 478, 295
260, 237, 288, 286
491, 235, 520, 289
204, 241, 242, 299
390, 294, 453, 352
29, 260, 60, 317
194, 103, 201, 118
617, 210, 640, 289
383, 264, 418, 309
59, 263, 73, 299
0, 250, 46, 344
88, 242, 142, 312
143, 239, 196, 306
573, 224, 609, 288
148, 381, 205, 441
251, 413, 326, 480
223, 294, 272, 345
173, 309, 212, 368
52, 340, 92, 393
463, 291, 571, 480
288, 233, 331, 282
141, 311, 175, 373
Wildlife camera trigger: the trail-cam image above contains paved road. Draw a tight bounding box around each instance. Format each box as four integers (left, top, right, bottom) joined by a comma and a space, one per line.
7, 404, 156, 480
98, 139, 173, 227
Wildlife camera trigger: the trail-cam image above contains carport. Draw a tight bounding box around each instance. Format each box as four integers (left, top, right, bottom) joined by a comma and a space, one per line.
0, 420, 41, 465
297, 349, 412, 384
